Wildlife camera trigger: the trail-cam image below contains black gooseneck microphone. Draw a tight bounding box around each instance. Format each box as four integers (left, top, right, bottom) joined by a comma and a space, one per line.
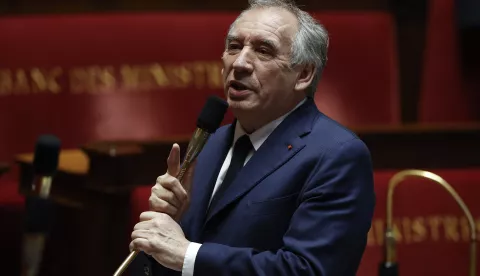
113, 95, 229, 276
22, 135, 61, 276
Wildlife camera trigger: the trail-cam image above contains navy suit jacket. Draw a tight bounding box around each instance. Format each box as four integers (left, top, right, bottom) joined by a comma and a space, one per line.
134, 98, 375, 276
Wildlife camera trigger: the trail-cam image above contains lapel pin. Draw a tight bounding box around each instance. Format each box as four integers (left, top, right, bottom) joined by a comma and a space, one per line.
288, 144, 293, 150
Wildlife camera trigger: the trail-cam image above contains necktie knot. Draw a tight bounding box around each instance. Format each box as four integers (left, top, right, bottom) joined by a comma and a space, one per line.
234, 134, 253, 156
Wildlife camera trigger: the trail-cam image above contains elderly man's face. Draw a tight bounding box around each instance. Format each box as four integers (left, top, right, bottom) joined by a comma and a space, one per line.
222, 7, 303, 125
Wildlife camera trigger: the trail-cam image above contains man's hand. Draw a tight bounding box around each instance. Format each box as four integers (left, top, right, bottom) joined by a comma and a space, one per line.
130, 211, 190, 271
150, 143, 196, 221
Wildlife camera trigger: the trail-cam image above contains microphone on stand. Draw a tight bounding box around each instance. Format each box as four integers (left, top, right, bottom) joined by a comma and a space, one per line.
21, 135, 61, 276
378, 169, 477, 276
113, 95, 229, 276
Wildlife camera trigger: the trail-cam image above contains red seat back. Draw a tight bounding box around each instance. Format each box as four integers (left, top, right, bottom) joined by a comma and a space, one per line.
419, 0, 478, 123
312, 12, 400, 127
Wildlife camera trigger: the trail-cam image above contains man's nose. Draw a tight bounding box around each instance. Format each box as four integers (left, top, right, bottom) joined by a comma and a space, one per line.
232, 48, 254, 73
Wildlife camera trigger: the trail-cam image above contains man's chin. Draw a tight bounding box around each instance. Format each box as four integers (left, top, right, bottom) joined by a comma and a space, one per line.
228, 98, 248, 108
228, 100, 258, 116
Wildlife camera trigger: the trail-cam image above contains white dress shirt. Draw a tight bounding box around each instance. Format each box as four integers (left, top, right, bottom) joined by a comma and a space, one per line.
182, 98, 306, 276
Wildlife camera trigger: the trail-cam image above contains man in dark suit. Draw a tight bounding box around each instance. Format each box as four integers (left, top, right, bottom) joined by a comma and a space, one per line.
130, 0, 376, 275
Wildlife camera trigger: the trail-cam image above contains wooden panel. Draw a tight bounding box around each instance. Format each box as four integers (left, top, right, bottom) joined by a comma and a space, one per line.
0, 0, 93, 14
357, 124, 480, 169
390, 0, 428, 123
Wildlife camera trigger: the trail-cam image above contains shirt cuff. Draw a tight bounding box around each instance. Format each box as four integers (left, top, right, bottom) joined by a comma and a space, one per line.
181, 242, 202, 276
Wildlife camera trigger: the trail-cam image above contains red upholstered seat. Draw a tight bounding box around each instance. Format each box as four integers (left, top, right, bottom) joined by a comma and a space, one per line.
419, 0, 478, 123
311, 12, 400, 127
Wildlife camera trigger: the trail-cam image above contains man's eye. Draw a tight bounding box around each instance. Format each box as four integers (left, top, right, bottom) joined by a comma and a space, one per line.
257, 47, 271, 55
228, 43, 242, 50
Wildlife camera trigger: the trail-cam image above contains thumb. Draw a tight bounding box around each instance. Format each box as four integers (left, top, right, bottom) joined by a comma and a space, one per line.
166, 143, 181, 177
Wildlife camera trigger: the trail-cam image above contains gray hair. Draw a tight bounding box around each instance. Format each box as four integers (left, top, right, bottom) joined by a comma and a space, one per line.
227, 0, 329, 97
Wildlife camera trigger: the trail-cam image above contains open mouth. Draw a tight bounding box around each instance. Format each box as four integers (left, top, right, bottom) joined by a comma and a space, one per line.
230, 81, 249, 91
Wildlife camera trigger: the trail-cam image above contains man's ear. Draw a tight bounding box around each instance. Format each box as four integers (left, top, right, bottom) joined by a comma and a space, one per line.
294, 64, 316, 92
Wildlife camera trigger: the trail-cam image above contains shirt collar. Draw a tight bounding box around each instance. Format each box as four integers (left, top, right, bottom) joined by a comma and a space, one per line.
233, 98, 307, 151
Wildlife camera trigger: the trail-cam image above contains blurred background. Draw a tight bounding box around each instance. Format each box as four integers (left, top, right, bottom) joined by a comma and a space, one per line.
0, 0, 479, 275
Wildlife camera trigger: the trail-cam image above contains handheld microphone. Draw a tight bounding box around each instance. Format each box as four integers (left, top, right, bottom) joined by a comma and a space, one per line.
21, 135, 61, 276
177, 95, 229, 182
113, 95, 229, 276
31, 135, 61, 198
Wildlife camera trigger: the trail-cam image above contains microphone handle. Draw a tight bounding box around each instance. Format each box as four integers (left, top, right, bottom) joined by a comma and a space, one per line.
113, 251, 140, 276
113, 128, 210, 276
21, 176, 55, 276
31, 176, 53, 199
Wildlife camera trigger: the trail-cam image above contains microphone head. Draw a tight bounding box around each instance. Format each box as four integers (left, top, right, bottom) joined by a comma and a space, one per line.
33, 135, 61, 175
197, 96, 229, 133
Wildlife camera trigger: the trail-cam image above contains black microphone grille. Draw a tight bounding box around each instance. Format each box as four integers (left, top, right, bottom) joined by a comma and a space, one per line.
33, 135, 61, 175
197, 96, 229, 133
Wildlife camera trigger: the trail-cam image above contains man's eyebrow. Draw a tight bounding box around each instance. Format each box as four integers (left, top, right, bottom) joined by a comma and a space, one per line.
225, 34, 278, 50
258, 39, 277, 49
226, 35, 239, 44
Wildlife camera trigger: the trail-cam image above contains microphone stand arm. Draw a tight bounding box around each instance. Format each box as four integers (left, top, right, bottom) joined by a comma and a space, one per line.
381, 169, 476, 276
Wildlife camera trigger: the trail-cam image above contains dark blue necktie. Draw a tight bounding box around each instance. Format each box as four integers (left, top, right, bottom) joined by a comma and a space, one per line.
208, 134, 253, 213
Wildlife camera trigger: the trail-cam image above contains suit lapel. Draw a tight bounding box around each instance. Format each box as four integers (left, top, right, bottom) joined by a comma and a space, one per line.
185, 123, 234, 240
204, 99, 319, 225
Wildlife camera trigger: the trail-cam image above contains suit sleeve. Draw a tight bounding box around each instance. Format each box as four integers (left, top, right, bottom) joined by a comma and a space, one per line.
193, 138, 376, 276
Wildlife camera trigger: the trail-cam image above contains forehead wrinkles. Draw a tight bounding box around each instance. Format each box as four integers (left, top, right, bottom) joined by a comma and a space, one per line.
232, 8, 297, 44
240, 21, 291, 38
232, 21, 295, 50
